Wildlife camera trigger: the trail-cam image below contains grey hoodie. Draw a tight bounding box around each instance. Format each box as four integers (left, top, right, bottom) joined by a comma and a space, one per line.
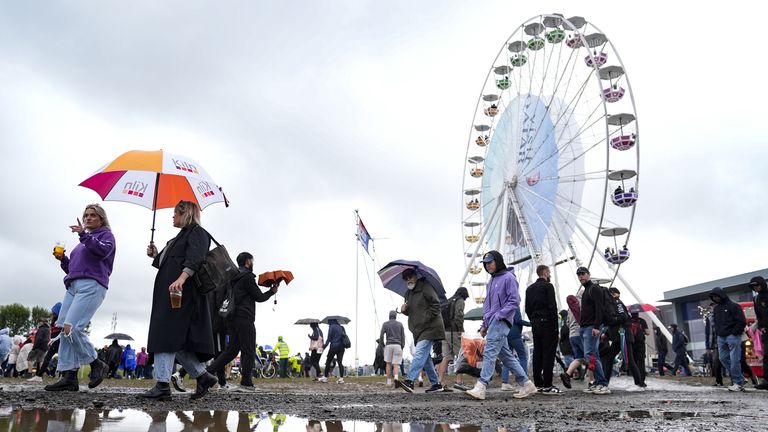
380, 312, 405, 347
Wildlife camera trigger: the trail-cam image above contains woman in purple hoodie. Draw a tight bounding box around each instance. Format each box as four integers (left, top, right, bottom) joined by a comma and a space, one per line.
45, 204, 115, 392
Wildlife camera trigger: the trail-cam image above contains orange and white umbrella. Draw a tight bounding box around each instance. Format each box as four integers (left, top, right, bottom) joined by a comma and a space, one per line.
79, 149, 228, 241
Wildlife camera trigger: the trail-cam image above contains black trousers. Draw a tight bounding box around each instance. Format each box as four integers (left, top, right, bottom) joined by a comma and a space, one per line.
632, 341, 646, 382
531, 324, 558, 388
36, 338, 60, 378
324, 346, 345, 378
207, 320, 256, 386
763, 332, 768, 380
712, 346, 725, 384
310, 350, 322, 377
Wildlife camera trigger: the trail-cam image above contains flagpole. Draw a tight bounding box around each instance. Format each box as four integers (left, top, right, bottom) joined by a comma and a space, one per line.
354, 209, 360, 374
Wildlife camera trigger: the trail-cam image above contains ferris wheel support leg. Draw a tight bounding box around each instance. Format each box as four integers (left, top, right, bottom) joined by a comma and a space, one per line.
459, 194, 504, 286
508, 184, 541, 268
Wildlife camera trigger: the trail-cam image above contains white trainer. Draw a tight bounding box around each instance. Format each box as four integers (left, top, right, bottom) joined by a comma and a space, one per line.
27, 376, 43, 383
500, 383, 516, 391
513, 380, 537, 399
336, 378, 344, 384
318, 377, 328, 383
466, 382, 487, 400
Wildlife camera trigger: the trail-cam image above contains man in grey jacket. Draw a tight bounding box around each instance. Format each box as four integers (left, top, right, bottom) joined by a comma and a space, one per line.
380, 310, 405, 386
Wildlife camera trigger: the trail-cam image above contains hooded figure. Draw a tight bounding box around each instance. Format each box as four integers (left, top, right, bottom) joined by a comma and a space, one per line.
480, 250, 518, 331
709, 287, 746, 338
710, 286, 747, 390
0, 328, 11, 365
106, 339, 123, 377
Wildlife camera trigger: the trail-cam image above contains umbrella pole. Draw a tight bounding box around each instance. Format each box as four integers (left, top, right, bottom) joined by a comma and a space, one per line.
150, 173, 160, 244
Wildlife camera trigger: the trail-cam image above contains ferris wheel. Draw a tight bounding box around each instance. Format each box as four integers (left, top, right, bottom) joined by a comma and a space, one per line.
460, 14, 639, 305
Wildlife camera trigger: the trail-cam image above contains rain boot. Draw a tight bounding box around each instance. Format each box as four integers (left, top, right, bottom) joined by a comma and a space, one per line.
138, 382, 172, 401
190, 372, 218, 400
44, 370, 79, 392
88, 359, 107, 389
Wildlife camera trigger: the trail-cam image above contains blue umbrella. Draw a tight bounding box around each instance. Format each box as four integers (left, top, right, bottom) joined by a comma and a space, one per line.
378, 259, 447, 301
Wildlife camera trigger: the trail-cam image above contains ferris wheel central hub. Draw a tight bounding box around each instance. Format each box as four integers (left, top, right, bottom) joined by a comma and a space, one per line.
507, 176, 518, 190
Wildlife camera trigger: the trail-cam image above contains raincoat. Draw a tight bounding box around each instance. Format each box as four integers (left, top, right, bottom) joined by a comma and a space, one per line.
402, 278, 444, 342
147, 223, 214, 360
0, 328, 11, 364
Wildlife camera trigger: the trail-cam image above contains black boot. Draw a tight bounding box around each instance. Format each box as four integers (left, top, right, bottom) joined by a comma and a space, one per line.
44, 370, 79, 392
137, 382, 171, 401
88, 359, 107, 389
190, 372, 217, 400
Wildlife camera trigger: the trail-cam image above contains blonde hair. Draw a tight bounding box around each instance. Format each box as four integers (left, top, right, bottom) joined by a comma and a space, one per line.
175, 200, 201, 227
84, 204, 110, 230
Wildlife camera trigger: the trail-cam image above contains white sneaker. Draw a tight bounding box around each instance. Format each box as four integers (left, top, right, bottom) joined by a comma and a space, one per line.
466, 382, 487, 400
27, 376, 43, 382
318, 377, 328, 383
500, 383, 516, 391
727, 384, 745, 392
336, 378, 344, 384
592, 385, 611, 395
386, 379, 393, 386
513, 380, 537, 399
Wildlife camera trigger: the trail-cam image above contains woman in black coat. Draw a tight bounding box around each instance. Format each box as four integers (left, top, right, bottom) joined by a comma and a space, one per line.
139, 200, 217, 401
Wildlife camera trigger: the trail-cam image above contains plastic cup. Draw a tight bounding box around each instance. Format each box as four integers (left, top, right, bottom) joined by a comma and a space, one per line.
53, 242, 66, 258
170, 291, 182, 309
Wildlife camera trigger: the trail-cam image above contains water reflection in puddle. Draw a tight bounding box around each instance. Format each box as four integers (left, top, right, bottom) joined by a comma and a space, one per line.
0, 408, 517, 431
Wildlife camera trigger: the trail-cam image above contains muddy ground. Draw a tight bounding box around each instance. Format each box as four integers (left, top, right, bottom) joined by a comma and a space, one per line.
1, 375, 766, 431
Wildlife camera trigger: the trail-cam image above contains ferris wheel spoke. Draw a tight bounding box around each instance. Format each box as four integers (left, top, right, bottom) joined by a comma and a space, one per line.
533, 168, 609, 182
518, 185, 623, 229
518, 73, 595, 175
522, 104, 606, 179
516, 186, 575, 263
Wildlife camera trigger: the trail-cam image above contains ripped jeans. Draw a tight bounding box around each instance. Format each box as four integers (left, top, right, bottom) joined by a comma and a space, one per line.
55, 279, 107, 372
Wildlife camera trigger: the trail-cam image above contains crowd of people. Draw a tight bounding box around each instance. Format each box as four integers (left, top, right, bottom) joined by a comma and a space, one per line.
1, 202, 767, 403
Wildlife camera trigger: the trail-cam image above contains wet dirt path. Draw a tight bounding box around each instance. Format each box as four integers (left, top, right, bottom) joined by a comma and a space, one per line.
2, 376, 766, 431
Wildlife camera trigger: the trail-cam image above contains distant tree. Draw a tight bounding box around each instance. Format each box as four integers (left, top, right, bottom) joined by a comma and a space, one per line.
31, 306, 51, 327
0, 303, 31, 336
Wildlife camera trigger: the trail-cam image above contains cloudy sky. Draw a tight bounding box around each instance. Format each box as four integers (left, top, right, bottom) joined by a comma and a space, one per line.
1, 1, 767, 365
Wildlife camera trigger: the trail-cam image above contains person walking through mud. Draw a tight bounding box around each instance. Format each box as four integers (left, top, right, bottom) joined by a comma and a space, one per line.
394, 268, 449, 393
576, 267, 611, 395
308, 322, 324, 379
45, 204, 115, 392
206, 251, 277, 392
750, 276, 768, 390
140, 200, 218, 401
465, 250, 537, 400
380, 310, 405, 386
669, 324, 691, 376
437, 287, 469, 390
709, 286, 747, 392
320, 321, 347, 383
27, 303, 62, 383
525, 264, 560, 394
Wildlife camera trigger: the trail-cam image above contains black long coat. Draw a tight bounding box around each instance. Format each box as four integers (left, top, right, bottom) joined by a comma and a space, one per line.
146, 224, 214, 360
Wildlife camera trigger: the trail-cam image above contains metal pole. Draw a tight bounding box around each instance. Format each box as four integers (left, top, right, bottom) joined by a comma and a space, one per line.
354, 210, 360, 373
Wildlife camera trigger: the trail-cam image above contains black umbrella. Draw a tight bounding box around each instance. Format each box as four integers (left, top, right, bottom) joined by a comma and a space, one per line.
321, 315, 351, 325
464, 307, 484, 321
294, 318, 321, 325
104, 333, 134, 341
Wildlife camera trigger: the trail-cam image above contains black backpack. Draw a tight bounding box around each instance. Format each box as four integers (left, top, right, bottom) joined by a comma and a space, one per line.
218, 273, 245, 321
441, 298, 457, 328
598, 286, 618, 326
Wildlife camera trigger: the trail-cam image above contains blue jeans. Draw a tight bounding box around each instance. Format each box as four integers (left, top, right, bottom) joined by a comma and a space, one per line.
717, 335, 744, 386
407, 339, 439, 384
154, 351, 206, 383
580, 326, 607, 386
501, 336, 528, 383
480, 319, 528, 386
55, 279, 107, 372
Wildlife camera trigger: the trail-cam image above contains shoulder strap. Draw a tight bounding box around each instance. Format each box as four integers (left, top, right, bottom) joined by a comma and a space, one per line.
193, 225, 221, 248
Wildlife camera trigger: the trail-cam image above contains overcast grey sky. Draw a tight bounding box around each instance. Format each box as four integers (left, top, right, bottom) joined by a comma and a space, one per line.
1, 1, 767, 365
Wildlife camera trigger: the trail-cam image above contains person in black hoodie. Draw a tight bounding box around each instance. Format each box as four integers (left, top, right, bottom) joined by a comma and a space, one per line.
749, 276, 768, 390
576, 267, 610, 394
205, 252, 277, 392
525, 264, 560, 393
710, 286, 747, 392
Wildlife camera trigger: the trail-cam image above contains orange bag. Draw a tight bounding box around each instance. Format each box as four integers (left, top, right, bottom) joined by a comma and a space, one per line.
461, 336, 486, 368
